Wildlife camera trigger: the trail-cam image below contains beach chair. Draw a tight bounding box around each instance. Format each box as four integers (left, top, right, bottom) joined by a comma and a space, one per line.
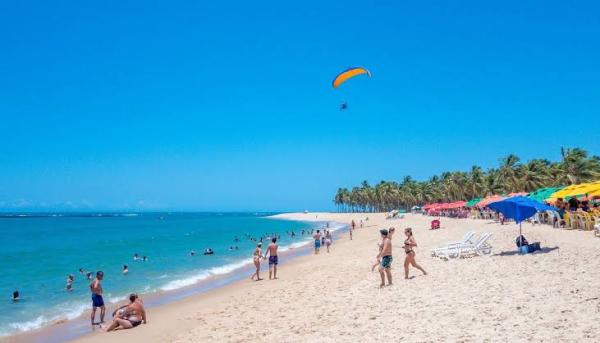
431, 231, 475, 257
435, 233, 492, 260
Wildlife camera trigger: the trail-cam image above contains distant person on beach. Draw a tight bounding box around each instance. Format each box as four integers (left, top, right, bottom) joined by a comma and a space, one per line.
105, 293, 146, 331
250, 242, 264, 281
264, 237, 279, 280
376, 229, 393, 287
90, 271, 106, 326
403, 228, 427, 280
360, 220, 363, 228
325, 230, 332, 253
389, 227, 396, 239
351, 220, 356, 231
122, 265, 129, 275
12, 291, 20, 302
313, 230, 322, 254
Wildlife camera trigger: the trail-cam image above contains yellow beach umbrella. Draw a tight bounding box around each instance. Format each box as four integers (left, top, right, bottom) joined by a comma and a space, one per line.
548, 181, 600, 200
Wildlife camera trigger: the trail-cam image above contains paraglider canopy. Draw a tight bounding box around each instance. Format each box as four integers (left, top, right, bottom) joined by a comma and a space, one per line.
332, 67, 371, 88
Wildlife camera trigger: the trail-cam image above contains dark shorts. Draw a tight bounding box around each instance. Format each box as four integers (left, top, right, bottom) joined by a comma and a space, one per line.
315, 240, 321, 248
380, 255, 393, 269
130, 320, 142, 327
91, 293, 104, 307
269, 255, 278, 265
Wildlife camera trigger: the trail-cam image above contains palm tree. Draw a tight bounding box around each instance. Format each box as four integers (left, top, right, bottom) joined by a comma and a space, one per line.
556, 147, 600, 184
334, 148, 599, 212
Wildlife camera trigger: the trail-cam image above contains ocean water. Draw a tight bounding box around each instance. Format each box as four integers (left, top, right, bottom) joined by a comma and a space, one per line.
0, 212, 333, 337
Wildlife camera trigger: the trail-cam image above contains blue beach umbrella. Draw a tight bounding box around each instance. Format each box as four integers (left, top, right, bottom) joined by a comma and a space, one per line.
488, 196, 556, 243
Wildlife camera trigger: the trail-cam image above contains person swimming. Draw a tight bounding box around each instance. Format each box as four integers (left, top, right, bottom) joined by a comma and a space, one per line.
66, 274, 74, 292
133, 253, 140, 261
204, 248, 214, 255
190, 250, 196, 256
86, 272, 93, 281
122, 265, 129, 275
12, 290, 20, 302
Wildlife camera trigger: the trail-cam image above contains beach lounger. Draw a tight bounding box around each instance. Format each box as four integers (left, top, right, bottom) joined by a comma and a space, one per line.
430, 231, 475, 257
435, 233, 492, 260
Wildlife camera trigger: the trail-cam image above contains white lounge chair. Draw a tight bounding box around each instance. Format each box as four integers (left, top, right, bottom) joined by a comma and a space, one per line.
431, 231, 475, 257
435, 233, 493, 260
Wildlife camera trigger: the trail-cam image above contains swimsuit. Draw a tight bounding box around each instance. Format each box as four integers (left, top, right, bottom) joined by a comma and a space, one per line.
268, 255, 279, 265
129, 319, 142, 327
314, 239, 321, 248
91, 293, 104, 307
404, 238, 414, 254
380, 255, 393, 269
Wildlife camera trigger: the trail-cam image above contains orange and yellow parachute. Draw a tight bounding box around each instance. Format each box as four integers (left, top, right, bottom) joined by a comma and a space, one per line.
332, 67, 371, 88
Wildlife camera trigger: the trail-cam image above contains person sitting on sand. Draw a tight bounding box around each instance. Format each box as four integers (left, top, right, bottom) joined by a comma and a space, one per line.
403, 228, 427, 280
313, 230, 322, 254
250, 242, 264, 281
264, 237, 279, 280
105, 293, 146, 331
376, 229, 393, 287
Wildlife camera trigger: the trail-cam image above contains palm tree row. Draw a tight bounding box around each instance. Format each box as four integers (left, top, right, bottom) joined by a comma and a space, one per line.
333, 147, 600, 212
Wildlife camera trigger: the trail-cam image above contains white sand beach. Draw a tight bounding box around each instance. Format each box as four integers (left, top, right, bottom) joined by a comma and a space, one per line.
57, 212, 600, 342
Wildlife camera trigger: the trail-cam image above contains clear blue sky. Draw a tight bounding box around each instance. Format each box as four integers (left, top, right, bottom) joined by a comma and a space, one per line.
1, 1, 599, 211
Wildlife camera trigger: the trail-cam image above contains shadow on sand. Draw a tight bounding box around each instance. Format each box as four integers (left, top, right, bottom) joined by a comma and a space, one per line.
494, 246, 560, 257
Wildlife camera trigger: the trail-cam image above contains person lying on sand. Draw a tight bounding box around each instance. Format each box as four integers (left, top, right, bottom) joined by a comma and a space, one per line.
105, 293, 146, 331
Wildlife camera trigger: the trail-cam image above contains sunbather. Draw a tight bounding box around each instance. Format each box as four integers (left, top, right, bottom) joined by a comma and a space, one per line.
105, 293, 146, 331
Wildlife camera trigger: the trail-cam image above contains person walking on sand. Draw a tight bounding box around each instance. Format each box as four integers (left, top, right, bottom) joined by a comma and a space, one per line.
351, 220, 356, 231
376, 229, 393, 287
90, 271, 105, 326
403, 228, 427, 280
313, 230, 322, 254
264, 237, 279, 280
250, 242, 264, 281
325, 230, 332, 253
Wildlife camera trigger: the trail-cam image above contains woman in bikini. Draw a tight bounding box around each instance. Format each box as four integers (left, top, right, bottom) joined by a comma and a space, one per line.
105, 293, 146, 331
403, 228, 427, 279
250, 242, 264, 281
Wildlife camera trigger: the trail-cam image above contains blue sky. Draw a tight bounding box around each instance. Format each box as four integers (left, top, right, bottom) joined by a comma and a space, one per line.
1, 1, 599, 211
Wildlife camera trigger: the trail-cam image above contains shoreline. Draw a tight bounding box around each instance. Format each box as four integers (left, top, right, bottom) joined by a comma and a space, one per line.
6, 212, 600, 342
2, 217, 348, 343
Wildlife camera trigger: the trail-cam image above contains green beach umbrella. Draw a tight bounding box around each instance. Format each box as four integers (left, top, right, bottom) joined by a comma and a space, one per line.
465, 198, 482, 207
527, 187, 564, 202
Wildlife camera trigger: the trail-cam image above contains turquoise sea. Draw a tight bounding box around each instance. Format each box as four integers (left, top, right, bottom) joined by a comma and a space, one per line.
0, 212, 337, 338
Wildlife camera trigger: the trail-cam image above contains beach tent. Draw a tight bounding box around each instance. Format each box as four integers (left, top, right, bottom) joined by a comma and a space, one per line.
487, 196, 556, 244
465, 198, 482, 207
527, 187, 564, 203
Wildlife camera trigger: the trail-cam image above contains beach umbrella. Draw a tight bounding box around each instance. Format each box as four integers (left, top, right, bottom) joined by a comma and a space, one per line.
476, 195, 506, 208
527, 187, 564, 202
548, 181, 600, 201
466, 198, 482, 207
487, 196, 556, 242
